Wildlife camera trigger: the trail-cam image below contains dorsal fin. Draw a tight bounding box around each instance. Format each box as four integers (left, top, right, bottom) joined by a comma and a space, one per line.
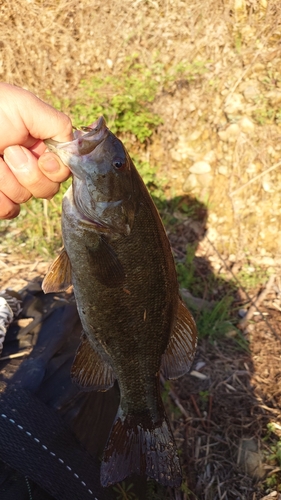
71, 333, 116, 391
161, 298, 198, 379
42, 248, 72, 293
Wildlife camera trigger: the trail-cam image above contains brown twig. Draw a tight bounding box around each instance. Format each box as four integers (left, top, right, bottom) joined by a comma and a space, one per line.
0, 349, 32, 361
160, 374, 190, 419
190, 394, 207, 430
230, 160, 281, 196
239, 274, 276, 328
207, 394, 213, 432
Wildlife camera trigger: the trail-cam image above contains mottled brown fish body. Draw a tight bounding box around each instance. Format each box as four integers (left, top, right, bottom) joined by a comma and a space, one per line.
63, 166, 178, 407
43, 117, 198, 488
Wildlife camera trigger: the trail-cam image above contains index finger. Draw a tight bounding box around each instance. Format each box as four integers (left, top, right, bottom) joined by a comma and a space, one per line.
0, 84, 73, 150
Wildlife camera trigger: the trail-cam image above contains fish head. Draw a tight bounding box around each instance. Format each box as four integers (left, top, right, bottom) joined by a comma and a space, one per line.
45, 117, 136, 235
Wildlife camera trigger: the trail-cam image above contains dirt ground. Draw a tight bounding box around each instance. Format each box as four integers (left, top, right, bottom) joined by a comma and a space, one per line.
1, 233, 281, 500
1, 0, 281, 498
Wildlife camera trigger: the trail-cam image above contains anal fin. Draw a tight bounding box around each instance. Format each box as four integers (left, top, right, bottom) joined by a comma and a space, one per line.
42, 248, 72, 293
71, 333, 116, 391
161, 298, 198, 379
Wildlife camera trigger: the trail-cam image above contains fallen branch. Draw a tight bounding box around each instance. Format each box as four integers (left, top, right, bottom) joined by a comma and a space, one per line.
239, 274, 276, 329
0, 349, 32, 361
160, 374, 190, 419
230, 160, 281, 196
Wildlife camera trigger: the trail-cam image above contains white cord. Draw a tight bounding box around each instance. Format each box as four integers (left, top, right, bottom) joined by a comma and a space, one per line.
0, 297, 14, 355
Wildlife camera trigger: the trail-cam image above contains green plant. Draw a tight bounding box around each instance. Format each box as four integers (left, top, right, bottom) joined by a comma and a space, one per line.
264, 423, 281, 465
253, 106, 275, 125
113, 481, 138, 500
47, 55, 209, 146
176, 245, 197, 290
199, 390, 210, 404
146, 480, 170, 499
161, 380, 181, 418
269, 441, 281, 466
164, 60, 209, 89
161, 380, 171, 405
0, 179, 71, 257
234, 32, 243, 53
264, 474, 278, 490
180, 479, 198, 499
196, 296, 237, 341
132, 156, 165, 202
68, 59, 163, 143
236, 264, 270, 291
263, 423, 281, 492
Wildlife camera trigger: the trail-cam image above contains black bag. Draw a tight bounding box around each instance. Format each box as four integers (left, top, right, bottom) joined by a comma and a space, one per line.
0, 283, 119, 500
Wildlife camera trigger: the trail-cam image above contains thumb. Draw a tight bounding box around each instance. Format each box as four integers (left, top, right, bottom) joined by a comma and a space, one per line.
38, 152, 71, 183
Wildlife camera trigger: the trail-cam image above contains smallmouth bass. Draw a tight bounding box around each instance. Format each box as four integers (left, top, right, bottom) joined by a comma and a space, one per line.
43, 117, 197, 488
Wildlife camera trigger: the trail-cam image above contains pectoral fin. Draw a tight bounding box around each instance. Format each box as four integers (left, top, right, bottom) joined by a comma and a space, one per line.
87, 236, 125, 287
42, 248, 72, 293
71, 333, 116, 391
161, 298, 198, 379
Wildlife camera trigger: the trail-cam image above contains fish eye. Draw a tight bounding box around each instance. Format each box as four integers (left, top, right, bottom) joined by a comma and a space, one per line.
113, 158, 126, 170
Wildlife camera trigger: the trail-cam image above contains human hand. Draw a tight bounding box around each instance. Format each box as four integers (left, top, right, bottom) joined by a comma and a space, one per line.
0, 83, 73, 219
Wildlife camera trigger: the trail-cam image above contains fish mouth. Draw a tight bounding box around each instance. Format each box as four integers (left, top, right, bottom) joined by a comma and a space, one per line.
44, 116, 108, 166
45, 116, 133, 236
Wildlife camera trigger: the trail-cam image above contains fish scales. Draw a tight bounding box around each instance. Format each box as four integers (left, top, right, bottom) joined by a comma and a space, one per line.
43, 116, 198, 489
63, 180, 177, 415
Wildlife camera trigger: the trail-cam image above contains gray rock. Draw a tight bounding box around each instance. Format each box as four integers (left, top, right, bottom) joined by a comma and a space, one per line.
224, 92, 244, 116
239, 116, 255, 134
218, 123, 240, 142
238, 308, 247, 318
182, 174, 198, 192
266, 90, 281, 105
243, 85, 260, 102
189, 161, 211, 174
218, 165, 229, 176
237, 437, 265, 479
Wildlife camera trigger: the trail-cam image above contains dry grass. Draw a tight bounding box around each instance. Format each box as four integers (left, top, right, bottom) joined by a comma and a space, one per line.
1, 0, 281, 259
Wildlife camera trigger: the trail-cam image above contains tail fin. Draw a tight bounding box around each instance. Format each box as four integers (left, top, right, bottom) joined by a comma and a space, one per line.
100, 408, 182, 488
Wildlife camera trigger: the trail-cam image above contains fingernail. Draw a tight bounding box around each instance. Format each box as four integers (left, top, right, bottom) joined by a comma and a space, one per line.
39, 154, 60, 173
4, 146, 28, 170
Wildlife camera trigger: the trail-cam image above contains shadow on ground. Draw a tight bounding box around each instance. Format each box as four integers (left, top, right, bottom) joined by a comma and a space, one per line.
159, 195, 281, 500
0, 194, 280, 500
